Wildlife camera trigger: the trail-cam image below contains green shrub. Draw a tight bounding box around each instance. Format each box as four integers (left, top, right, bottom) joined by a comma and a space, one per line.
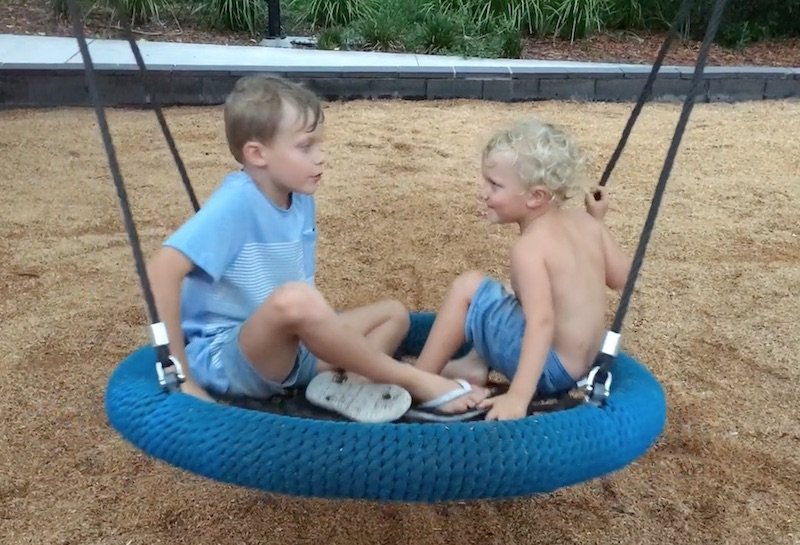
62, 0, 171, 24
288, 0, 377, 28
427, 0, 542, 35
316, 26, 344, 48
114, 0, 170, 23
606, 0, 645, 28
492, 14, 524, 57
357, 9, 405, 50
50, 0, 71, 18
414, 11, 461, 53
639, 0, 800, 46
298, 0, 799, 58
545, 0, 615, 41
200, 0, 266, 36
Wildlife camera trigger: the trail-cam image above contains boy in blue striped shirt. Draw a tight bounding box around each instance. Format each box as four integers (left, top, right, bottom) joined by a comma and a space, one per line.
147, 75, 488, 422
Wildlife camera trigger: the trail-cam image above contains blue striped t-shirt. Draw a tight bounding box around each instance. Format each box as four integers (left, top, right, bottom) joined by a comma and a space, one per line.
164, 170, 316, 390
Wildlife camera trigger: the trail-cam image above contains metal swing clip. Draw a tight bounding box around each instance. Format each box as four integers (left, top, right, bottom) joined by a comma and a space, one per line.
577, 330, 621, 406
150, 322, 186, 392
578, 366, 613, 406
156, 355, 186, 392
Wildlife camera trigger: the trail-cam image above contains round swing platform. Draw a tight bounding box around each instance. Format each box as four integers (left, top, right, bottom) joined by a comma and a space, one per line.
105, 312, 667, 502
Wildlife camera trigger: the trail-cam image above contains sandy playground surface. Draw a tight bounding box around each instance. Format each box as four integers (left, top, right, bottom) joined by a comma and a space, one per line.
1, 98, 799, 545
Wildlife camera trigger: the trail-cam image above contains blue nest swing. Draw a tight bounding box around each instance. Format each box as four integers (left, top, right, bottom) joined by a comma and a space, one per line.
106, 312, 666, 502
69, 0, 728, 504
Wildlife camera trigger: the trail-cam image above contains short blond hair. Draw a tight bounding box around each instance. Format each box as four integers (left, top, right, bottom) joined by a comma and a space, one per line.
483, 119, 587, 200
224, 75, 323, 163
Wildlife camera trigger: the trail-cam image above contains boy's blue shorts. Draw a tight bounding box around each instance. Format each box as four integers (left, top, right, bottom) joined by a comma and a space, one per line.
187, 324, 318, 399
464, 276, 577, 397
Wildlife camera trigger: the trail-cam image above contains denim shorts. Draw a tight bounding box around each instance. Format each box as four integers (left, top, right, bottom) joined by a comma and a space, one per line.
464, 276, 576, 397
187, 324, 318, 399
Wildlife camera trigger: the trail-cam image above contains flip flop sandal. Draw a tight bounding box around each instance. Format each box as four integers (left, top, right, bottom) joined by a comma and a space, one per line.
404, 379, 488, 423
305, 371, 412, 423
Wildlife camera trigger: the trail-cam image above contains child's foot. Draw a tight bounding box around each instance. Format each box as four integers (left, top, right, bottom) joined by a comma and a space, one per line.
410, 374, 489, 414
441, 349, 489, 386
404, 375, 490, 422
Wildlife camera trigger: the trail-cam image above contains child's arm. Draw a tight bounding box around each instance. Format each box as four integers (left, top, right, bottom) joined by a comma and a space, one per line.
600, 225, 632, 292
147, 247, 211, 399
480, 247, 553, 421
585, 187, 632, 292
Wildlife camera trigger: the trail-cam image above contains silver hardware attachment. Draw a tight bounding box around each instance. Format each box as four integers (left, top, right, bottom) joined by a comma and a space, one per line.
600, 331, 621, 357
149, 322, 170, 347
156, 355, 186, 390
578, 366, 613, 406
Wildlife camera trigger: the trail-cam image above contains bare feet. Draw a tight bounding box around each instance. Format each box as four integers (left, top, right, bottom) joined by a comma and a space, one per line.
441, 349, 489, 386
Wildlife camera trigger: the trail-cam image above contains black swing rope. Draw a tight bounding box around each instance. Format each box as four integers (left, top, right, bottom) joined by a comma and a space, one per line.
65, 0, 189, 388
585, 0, 731, 402
597, 0, 693, 190
110, 5, 200, 212
66, 0, 728, 403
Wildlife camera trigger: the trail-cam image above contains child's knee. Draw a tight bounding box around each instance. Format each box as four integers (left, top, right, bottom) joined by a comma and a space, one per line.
384, 299, 410, 330
454, 271, 485, 298
269, 282, 331, 326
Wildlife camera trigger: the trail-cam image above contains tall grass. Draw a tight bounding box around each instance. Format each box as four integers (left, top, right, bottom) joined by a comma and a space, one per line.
200, 0, 265, 35
358, 9, 405, 50
49, 0, 800, 53
51, 0, 168, 24
287, 0, 377, 28
115, 0, 170, 23
546, 0, 614, 41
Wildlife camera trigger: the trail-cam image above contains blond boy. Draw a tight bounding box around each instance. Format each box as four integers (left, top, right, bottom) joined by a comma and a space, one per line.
411, 119, 631, 421
147, 75, 487, 422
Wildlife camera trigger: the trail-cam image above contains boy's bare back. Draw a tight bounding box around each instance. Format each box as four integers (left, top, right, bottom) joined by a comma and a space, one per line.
512, 207, 618, 380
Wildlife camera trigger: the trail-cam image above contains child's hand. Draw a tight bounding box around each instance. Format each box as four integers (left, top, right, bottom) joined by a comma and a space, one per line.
479, 392, 530, 421
585, 186, 610, 220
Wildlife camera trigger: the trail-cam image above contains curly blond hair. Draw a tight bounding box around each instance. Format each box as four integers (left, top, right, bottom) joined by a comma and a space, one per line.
483, 119, 587, 201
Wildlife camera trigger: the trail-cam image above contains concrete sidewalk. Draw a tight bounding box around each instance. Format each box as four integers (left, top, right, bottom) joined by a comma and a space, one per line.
1, 33, 798, 106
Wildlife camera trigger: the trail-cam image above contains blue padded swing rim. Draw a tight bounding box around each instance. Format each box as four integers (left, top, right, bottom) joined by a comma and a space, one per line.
105, 313, 667, 502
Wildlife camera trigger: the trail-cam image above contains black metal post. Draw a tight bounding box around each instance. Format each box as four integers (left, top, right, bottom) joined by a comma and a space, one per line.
266, 0, 282, 38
